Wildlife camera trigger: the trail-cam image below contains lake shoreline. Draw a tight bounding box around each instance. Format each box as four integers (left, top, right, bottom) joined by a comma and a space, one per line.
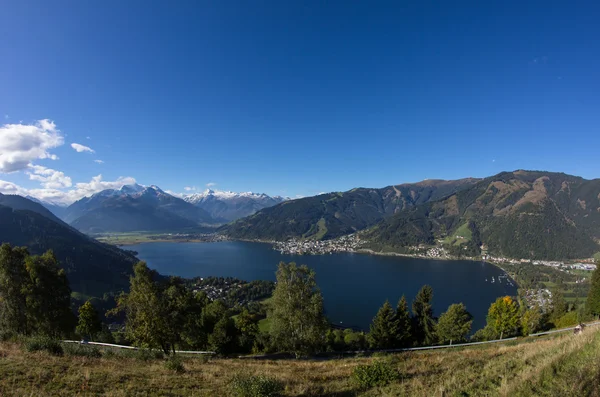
112, 236, 517, 288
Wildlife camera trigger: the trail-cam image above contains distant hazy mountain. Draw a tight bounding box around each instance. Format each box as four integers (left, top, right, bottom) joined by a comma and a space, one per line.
364, 171, 600, 260
25, 195, 68, 219
0, 194, 137, 295
63, 184, 214, 233
221, 178, 479, 240
183, 189, 287, 222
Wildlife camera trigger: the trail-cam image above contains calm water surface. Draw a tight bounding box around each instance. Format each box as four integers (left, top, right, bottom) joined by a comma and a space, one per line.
126, 241, 517, 332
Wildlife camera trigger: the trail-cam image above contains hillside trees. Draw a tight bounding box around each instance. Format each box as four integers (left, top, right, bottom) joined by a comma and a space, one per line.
0, 244, 74, 338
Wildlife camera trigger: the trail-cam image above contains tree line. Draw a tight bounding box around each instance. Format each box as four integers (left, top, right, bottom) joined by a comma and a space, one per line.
2, 242, 600, 358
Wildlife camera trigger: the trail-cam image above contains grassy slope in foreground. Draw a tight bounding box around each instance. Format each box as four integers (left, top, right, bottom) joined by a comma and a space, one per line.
1, 329, 600, 396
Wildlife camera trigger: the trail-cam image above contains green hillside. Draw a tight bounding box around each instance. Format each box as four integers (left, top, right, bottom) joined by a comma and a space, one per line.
364, 171, 600, 260
0, 204, 137, 296
222, 178, 479, 241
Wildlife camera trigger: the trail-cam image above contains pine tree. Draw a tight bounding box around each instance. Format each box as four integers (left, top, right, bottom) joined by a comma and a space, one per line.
412, 285, 436, 346
76, 300, 102, 341
586, 262, 600, 318
269, 262, 328, 357
394, 295, 412, 347
368, 300, 398, 349
436, 303, 473, 345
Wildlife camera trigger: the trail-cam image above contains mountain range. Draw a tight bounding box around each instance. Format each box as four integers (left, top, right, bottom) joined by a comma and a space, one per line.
31, 185, 286, 233
7, 170, 600, 263
61, 184, 214, 233
221, 171, 600, 260
183, 189, 287, 222
222, 177, 480, 240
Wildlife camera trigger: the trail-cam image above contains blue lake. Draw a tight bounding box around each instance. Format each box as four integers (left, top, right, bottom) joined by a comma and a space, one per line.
126, 241, 517, 332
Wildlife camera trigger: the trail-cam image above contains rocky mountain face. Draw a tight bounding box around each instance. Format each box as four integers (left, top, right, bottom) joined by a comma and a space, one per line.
183, 189, 287, 222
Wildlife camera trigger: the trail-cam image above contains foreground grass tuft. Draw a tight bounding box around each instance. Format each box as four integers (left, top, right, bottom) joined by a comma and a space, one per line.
24, 336, 63, 356
352, 359, 399, 390
229, 374, 284, 397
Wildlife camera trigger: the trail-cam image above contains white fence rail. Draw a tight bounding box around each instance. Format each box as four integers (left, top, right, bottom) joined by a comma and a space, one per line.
61, 340, 215, 355
62, 321, 600, 359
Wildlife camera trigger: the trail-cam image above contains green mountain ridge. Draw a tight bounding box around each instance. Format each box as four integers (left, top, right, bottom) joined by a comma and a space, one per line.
222, 170, 600, 260
0, 194, 137, 296
221, 177, 480, 240
364, 170, 600, 260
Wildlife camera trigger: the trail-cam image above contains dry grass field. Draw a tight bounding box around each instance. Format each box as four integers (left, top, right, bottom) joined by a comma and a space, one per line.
1, 328, 599, 396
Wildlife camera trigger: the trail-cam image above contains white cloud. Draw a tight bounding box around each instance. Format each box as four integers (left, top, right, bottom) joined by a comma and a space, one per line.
94, 159, 104, 164
0, 180, 27, 196
26, 165, 72, 189
184, 186, 196, 191
0, 174, 136, 205
71, 143, 95, 153
86, 136, 91, 140
4, 115, 8, 119
0, 119, 63, 173
166, 190, 184, 198
206, 182, 216, 187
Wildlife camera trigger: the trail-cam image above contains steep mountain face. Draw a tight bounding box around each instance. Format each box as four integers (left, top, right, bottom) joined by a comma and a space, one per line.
221, 178, 480, 241
184, 189, 287, 222
0, 193, 65, 224
25, 195, 68, 219
0, 197, 137, 296
365, 171, 600, 260
63, 184, 214, 233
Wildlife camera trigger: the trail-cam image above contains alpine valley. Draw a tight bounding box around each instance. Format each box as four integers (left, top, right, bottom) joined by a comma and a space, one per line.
3, 169, 600, 297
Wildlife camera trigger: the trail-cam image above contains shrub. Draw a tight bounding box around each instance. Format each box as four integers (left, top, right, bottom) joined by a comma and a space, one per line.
134, 348, 164, 361
25, 336, 64, 356
0, 329, 16, 342
352, 359, 399, 390
164, 355, 186, 373
229, 374, 284, 397
63, 343, 102, 358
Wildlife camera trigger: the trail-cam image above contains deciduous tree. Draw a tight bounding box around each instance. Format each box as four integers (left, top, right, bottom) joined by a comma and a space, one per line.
486, 296, 520, 339
269, 262, 328, 357
76, 300, 102, 341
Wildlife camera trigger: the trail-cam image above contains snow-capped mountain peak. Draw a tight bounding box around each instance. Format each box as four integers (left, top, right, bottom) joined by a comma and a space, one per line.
182, 189, 287, 221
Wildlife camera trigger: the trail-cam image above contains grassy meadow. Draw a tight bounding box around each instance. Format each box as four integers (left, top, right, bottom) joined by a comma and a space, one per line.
1, 327, 599, 396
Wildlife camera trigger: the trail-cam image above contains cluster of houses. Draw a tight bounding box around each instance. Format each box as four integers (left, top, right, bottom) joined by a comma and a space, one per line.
191, 278, 243, 301
273, 234, 363, 255
522, 288, 553, 311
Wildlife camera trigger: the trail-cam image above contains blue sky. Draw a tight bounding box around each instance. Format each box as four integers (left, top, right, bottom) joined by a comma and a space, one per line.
1, 1, 599, 204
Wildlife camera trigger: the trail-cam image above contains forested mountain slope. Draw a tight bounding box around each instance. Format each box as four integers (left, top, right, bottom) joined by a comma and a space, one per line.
222, 178, 479, 240
365, 171, 600, 260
